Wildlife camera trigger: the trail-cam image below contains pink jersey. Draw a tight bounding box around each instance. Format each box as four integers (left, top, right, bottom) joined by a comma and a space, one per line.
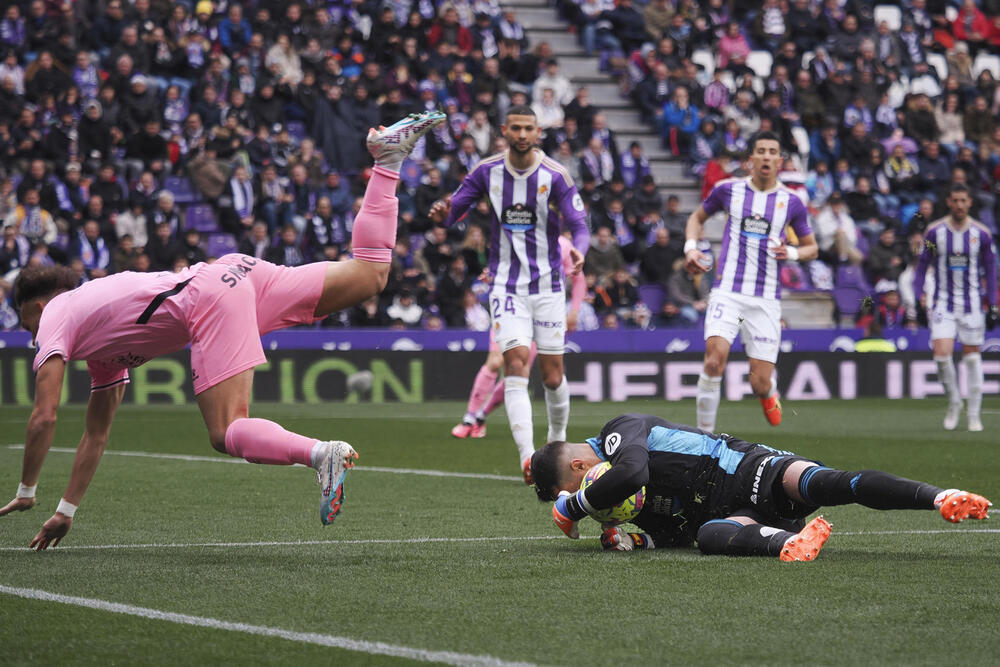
34, 255, 327, 393
34, 266, 201, 389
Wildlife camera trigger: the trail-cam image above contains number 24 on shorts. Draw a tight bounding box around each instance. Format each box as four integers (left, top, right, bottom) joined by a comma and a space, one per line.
492, 296, 516, 318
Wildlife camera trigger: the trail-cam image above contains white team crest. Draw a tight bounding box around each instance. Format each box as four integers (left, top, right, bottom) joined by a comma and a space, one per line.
572, 193, 584, 211
604, 432, 622, 456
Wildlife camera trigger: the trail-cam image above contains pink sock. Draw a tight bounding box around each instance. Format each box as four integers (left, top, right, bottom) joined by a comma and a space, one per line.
224, 418, 317, 466
482, 377, 506, 417
352, 166, 399, 263
482, 347, 538, 417
468, 365, 499, 415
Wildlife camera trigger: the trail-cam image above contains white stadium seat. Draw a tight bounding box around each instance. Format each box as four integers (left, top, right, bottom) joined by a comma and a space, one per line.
874, 5, 901, 31
691, 49, 716, 78
973, 53, 1000, 78
747, 50, 774, 78
926, 52, 948, 80
791, 126, 811, 160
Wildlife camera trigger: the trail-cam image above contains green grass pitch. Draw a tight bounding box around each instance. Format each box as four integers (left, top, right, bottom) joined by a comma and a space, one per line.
1, 398, 998, 666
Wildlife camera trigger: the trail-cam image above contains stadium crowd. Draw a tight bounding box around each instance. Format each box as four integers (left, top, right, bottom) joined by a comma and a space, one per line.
0, 0, 998, 333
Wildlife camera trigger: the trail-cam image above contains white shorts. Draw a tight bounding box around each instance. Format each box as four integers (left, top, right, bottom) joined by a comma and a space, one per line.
704, 290, 782, 363
930, 307, 985, 346
489, 290, 566, 355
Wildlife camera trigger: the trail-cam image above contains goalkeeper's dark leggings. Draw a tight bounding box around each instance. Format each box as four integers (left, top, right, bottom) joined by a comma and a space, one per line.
697, 468, 943, 557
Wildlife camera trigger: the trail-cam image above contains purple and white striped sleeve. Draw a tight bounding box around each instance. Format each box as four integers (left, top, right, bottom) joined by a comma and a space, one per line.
554, 173, 590, 256
442, 167, 486, 229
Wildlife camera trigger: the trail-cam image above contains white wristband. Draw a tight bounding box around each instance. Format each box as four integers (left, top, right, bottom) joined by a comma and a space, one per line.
17, 483, 36, 499
56, 498, 78, 518
684, 239, 698, 254
785, 246, 800, 261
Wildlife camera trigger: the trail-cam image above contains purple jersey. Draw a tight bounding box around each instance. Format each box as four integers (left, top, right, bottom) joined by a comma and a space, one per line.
703, 178, 812, 300
914, 219, 998, 315
443, 150, 590, 296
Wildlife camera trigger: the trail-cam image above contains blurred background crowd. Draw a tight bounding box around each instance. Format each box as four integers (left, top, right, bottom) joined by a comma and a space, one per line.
0, 0, 998, 333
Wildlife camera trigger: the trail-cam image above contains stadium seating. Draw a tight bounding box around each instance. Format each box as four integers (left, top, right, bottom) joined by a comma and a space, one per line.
747, 51, 774, 79
973, 53, 1000, 78
638, 284, 666, 314
164, 176, 200, 205
206, 233, 239, 258
926, 53, 948, 81
691, 49, 716, 78
185, 204, 218, 233
874, 5, 902, 30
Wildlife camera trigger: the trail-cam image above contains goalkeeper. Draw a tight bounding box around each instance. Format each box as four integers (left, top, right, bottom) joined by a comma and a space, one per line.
530, 414, 992, 561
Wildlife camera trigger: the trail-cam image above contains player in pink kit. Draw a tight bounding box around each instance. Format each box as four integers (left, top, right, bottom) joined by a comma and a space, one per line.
451, 235, 586, 439
0, 111, 446, 549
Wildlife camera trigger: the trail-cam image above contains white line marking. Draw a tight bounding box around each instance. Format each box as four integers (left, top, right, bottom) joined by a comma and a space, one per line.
0, 535, 566, 552
4, 445, 522, 482
0, 585, 534, 667
0, 530, 995, 553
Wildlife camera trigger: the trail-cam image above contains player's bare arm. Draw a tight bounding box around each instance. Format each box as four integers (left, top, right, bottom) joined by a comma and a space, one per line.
0, 357, 66, 518
683, 206, 710, 274
29, 383, 124, 551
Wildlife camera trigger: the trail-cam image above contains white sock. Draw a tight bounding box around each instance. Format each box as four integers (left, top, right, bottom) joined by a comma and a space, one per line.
696, 373, 722, 432
964, 353, 983, 418
544, 376, 570, 443
504, 375, 534, 463
934, 355, 961, 405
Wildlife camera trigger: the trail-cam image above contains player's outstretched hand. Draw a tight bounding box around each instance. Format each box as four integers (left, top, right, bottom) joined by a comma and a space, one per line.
29, 513, 72, 551
553, 491, 580, 539
568, 247, 584, 275
601, 526, 635, 551
684, 249, 708, 275
428, 195, 452, 224
600, 526, 655, 551
0, 496, 36, 516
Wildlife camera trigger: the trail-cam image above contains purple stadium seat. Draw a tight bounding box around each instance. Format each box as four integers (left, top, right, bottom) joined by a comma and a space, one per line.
164, 176, 200, 204
638, 284, 665, 313
836, 264, 870, 290
185, 204, 218, 232
833, 285, 868, 320
206, 233, 238, 258
287, 121, 307, 142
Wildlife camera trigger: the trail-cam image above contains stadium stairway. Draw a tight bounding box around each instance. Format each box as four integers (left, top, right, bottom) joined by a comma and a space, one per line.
507, 0, 703, 213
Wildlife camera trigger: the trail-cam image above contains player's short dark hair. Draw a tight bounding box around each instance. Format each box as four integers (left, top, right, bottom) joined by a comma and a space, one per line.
530, 440, 569, 502
13, 265, 78, 311
505, 104, 536, 121
948, 183, 970, 197
748, 130, 782, 154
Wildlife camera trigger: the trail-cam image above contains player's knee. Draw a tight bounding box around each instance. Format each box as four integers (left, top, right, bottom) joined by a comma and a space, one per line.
542, 368, 562, 389
696, 520, 740, 555
703, 358, 724, 377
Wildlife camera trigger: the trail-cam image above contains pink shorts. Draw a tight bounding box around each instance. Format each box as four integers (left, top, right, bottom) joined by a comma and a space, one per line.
184, 254, 327, 394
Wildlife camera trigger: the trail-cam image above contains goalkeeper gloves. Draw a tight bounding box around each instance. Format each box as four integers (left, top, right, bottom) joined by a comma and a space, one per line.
553, 490, 589, 539
600, 526, 655, 551
987, 306, 999, 331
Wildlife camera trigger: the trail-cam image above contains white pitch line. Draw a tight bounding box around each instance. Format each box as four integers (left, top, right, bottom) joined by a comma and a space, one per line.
0, 529, 996, 554
0, 585, 534, 667
4, 445, 522, 482
0, 535, 567, 552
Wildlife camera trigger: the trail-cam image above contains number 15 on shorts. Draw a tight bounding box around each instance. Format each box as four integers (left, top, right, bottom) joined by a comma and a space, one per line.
492, 295, 516, 319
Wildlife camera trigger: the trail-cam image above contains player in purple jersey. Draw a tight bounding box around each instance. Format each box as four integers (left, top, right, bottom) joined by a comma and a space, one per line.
430, 106, 590, 483
683, 132, 818, 432
914, 184, 999, 432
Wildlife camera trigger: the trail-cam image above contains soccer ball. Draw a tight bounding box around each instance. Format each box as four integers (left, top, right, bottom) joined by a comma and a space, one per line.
346, 370, 374, 394
578, 462, 644, 524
